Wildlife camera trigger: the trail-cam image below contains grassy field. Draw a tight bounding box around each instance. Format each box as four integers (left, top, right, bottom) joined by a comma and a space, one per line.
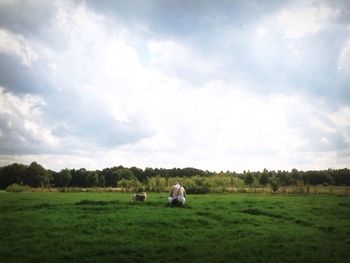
1, 191, 350, 262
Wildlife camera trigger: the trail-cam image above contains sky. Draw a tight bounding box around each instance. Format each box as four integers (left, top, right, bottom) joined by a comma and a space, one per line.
0, 0, 349, 172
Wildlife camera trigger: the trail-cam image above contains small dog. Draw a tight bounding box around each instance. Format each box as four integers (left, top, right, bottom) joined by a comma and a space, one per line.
131, 192, 147, 203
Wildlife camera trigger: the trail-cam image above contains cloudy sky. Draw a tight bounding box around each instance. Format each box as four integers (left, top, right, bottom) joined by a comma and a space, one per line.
0, 0, 349, 172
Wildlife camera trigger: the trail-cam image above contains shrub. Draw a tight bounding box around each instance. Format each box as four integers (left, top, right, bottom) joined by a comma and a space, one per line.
6, 183, 31, 192
147, 176, 166, 192
118, 178, 142, 191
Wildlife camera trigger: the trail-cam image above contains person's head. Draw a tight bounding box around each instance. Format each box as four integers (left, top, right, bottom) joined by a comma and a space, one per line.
174, 181, 179, 186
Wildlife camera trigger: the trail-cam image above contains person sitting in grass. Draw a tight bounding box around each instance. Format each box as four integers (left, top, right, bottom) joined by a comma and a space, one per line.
168, 182, 186, 207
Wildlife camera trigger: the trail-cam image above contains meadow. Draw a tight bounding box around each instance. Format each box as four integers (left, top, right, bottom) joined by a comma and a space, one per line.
1, 191, 350, 263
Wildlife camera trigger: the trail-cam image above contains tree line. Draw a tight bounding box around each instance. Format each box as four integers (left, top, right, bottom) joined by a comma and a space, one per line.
0, 162, 350, 190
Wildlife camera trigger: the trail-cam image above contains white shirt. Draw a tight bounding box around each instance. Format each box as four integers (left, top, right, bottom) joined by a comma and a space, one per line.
169, 183, 186, 199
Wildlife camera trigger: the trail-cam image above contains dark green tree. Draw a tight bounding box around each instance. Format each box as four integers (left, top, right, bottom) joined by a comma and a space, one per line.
276, 170, 293, 186
143, 167, 156, 178
130, 166, 145, 182
24, 162, 50, 187
101, 168, 118, 187
116, 168, 135, 181
0, 163, 28, 189
70, 168, 88, 187
269, 177, 280, 193
98, 174, 105, 187
333, 168, 350, 185
244, 172, 254, 186
87, 171, 99, 187
259, 173, 269, 186
53, 169, 72, 187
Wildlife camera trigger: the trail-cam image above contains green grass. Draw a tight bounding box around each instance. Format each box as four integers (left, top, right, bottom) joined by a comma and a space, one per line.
1, 191, 350, 262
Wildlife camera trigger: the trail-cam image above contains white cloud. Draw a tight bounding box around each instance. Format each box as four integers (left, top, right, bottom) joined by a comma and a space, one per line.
1, 1, 349, 172
277, 6, 335, 39
107, 84, 341, 171
255, 27, 268, 38
148, 39, 219, 81
328, 106, 350, 145
0, 29, 38, 66
338, 37, 350, 70
0, 87, 59, 153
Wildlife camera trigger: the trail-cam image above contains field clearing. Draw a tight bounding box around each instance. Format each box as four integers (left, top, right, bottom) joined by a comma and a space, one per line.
1, 192, 350, 262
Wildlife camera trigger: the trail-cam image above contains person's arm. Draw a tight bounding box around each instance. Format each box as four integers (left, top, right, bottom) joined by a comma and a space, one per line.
183, 187, 186, 197
169, 188, 173, 197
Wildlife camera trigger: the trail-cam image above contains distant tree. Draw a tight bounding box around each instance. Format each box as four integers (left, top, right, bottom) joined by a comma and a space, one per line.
259, 173, 269, 187
24, 162, 50, 187
244, 172, 254, 186
87, 171, 99, 187
53, 169, 72, 187
276, 170, 293, 186
47, 170, 56, 185
98, 174, 105, 187
70, 168, 89, 187
101, 168, 116, 187
181, 167, 206, 177
129, 166, 145, 182
116, 168, 135, 181
325, 173, 335, 185
143, 167, 156, 178
2, 162, 350, 190
269, 178, 280, 193
303, 170, 334, 185
333, 168, 350, 185
291, 168, 301, 183
68, 169, 76, 186
0, 163, 28, 189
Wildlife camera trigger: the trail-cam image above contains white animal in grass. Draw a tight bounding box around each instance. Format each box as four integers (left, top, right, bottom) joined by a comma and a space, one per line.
131, 192, 147, 203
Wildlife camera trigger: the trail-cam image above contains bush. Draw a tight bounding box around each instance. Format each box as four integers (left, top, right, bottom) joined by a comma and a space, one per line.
6, 183, 31, 192
147, 176, 166, 192
118, 178, 142, 191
